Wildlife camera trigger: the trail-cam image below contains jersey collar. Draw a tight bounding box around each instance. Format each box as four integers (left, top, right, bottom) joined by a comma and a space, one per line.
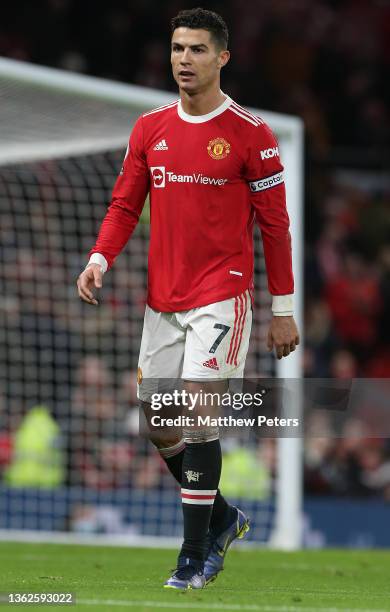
177, 94, 232, 123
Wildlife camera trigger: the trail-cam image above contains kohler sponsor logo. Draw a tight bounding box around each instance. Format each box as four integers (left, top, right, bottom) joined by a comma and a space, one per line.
260, 147, 279, 160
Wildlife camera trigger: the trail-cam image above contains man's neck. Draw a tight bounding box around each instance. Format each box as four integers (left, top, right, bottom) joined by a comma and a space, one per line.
179, 87, 226, 116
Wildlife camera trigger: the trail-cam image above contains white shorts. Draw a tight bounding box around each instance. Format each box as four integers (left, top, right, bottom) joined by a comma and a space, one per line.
137, 290, 252, 402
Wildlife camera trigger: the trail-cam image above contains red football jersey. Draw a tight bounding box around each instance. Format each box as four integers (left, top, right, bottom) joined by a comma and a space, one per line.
89, 95, 294, 312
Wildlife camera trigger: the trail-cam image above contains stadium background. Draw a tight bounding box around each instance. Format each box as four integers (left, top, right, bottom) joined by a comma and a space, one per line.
0, 0, 389, 547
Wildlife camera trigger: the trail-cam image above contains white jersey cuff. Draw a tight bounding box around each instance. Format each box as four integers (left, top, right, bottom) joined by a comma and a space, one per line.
272, 294, 293, 316
86, 253, 108, 274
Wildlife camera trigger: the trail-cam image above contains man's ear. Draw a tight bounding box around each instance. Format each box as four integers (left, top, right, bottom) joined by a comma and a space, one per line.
218, 50, 230, 68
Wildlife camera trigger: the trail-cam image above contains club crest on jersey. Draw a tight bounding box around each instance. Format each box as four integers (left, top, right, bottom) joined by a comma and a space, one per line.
207, 137, 230, 160
137, 367, 143, 385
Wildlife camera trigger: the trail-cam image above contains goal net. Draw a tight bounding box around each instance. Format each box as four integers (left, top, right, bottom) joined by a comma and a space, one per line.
0, 57, 303, 549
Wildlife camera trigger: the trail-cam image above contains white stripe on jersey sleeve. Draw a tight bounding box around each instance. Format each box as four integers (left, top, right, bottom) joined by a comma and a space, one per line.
231, 101, 264, 125
228, 106, 259, 127
143, 100, 178, 117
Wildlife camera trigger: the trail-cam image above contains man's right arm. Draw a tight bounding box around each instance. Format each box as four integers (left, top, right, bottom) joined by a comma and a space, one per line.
245, 121, 299, 358
77, 117, 149, 304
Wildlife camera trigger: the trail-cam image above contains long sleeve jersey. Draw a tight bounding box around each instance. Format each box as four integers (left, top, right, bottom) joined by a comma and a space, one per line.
89, 95, 294, 312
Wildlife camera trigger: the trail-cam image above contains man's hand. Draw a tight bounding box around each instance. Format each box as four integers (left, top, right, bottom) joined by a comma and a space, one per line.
267, 316, 300, 360
77, 264, 103, 305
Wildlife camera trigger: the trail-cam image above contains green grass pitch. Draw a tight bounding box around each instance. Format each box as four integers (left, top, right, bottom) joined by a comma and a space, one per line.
1, 542, 390, 611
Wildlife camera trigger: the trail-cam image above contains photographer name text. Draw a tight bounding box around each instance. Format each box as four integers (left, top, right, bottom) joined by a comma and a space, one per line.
150, 415, 299, 428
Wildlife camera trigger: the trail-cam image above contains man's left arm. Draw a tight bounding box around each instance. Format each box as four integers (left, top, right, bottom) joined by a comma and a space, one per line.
245, 122, 299, 359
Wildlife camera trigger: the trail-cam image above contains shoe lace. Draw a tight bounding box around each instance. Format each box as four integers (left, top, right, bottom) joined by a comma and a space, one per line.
174, 564, 202, 580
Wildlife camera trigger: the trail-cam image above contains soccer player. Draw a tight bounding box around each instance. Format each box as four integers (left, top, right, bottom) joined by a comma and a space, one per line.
77, 7, 299, 590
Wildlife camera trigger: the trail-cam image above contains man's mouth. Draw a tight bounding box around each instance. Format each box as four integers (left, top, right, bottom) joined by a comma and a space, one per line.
178, 70, 195, 78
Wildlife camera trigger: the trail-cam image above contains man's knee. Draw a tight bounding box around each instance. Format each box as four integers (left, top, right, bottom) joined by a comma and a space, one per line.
182, 427, 219, 444
149, 433, 182, 450
141, 400, 182, 450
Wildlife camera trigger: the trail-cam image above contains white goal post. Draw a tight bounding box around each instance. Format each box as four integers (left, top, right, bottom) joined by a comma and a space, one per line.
0, 56, 304, 550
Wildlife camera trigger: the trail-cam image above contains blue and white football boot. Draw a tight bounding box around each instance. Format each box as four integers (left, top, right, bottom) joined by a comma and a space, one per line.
204, 506, 250, 584
164, 557, 206, 590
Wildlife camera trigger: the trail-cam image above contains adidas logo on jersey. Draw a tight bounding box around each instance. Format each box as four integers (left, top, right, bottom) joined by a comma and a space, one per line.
203, 357, 219, 371
153, 139, 168, 150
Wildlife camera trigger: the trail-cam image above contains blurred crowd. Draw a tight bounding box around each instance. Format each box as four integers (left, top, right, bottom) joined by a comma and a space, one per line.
0, 0, 389, 501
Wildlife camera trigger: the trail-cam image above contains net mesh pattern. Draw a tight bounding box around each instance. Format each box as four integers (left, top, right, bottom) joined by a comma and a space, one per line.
0, 75, 141, 164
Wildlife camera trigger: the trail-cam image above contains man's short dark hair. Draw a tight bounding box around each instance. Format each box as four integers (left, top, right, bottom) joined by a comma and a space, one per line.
171, 7, 228, 50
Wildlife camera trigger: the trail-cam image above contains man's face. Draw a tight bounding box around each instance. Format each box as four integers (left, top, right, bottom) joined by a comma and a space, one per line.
171, 27, 229, 94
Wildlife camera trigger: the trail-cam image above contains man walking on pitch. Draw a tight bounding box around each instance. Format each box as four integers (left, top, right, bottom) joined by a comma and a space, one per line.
77, 7, 299, 590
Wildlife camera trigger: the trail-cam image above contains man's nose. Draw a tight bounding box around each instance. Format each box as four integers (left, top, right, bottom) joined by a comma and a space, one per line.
180, 48, 192, 65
